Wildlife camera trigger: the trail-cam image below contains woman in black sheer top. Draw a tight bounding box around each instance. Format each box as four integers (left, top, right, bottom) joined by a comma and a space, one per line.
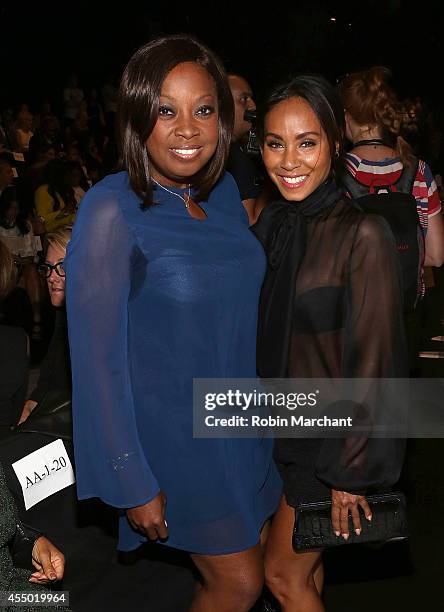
252, 76, 407, 611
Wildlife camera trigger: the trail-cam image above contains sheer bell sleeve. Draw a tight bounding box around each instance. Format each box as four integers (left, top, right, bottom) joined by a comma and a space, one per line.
65, 185, 160, 508
315, 214, 408, 493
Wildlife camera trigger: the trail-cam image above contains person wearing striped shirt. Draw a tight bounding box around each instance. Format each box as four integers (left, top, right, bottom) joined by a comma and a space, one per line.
338, 66, 444, 272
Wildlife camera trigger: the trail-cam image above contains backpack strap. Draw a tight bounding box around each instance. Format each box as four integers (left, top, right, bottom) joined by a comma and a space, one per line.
338, 165, 370, 199
395, 157, 419, 194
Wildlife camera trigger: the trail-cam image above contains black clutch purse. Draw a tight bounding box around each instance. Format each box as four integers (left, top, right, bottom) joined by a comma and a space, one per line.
293, 492, 408, 551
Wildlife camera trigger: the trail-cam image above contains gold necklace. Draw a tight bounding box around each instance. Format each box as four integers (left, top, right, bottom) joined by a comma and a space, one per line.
152, 179, 207, 220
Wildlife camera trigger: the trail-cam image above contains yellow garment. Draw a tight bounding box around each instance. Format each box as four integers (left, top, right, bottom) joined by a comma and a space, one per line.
34, 185, 76, 232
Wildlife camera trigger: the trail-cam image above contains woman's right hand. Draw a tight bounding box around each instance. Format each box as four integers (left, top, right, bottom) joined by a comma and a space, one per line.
126, 492, 168, 541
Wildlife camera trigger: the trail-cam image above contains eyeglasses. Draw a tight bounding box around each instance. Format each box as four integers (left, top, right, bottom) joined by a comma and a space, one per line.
37, 261, 65, 278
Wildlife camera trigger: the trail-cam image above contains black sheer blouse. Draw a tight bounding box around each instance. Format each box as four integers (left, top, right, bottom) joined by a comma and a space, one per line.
289, 199, 406, 379
254, 198, 407, 502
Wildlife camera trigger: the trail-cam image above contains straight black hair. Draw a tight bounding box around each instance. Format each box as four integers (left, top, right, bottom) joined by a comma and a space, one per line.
117, 34, 234, 207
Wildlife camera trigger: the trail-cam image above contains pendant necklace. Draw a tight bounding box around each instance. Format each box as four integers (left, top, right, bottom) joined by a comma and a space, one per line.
152, 178, 207, 220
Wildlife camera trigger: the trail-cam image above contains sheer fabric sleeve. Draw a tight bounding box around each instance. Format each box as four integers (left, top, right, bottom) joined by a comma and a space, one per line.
65, 185, 160, 508
315, 215, 407, 493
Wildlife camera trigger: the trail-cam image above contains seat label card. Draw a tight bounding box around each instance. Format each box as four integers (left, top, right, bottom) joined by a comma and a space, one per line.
12, 439, 75, 509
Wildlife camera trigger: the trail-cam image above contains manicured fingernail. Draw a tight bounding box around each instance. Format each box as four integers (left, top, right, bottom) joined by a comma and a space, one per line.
335, 531, 340, 537
342, 533, 349, 540
366, 514, 373, 521
355, 528, 361, 536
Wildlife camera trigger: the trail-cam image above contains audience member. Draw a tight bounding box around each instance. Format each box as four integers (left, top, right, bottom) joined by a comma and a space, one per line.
34, 159, 77, 232
0, 187, 43, 339
29, 116, 64, 159
338, 67, 444, 270
33, 99, 61, 133
0, 460, 68, 607
19, 228, 71, 425
0, 241, 28, 438
0, 158, 15, 196
62, 75, 84, 126
338, 67, 444, 370
227, 73, 264, 222
13, 109, 34, 154
26, 144, 57, 192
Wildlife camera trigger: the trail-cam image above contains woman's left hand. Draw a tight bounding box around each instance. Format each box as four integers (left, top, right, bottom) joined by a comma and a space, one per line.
331, 489, 372, 540
29, 536, 65, 584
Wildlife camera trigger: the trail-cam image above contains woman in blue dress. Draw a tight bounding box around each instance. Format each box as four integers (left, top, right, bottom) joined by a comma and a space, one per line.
65, 35, 281, 611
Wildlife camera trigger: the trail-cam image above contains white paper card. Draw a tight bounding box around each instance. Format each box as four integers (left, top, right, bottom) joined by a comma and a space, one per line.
12, 439, 75, 510
12, 168, 18, 178
12, 152, 25, 162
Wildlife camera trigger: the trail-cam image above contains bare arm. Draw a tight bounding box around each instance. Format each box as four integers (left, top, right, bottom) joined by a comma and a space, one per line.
424, 212, 444, 267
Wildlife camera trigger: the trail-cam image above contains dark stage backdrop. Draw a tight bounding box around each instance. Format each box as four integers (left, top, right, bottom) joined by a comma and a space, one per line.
1, 1, 443, 110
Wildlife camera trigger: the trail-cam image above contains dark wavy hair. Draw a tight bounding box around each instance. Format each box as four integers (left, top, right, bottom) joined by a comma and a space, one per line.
42, 159, 78, 211
117, 34, 234, 207
259, 74, 345, 176
0, 187, 29, 235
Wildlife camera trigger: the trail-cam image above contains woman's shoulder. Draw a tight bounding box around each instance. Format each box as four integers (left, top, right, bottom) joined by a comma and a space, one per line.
78, 171, 133, 206
74, 171, 139, 226
87, 170, 131, 195
211, 171, 242, 199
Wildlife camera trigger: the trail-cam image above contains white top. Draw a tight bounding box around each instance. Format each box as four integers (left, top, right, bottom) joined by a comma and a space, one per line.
0, 223, 41, 258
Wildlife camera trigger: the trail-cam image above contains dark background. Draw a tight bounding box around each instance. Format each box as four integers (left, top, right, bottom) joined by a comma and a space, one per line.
1, 0, 443, 110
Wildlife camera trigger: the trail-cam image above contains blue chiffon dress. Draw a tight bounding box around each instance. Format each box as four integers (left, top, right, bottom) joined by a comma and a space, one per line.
65, 171, 281, 554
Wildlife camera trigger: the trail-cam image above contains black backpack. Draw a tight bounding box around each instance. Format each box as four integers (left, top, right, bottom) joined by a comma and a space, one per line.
340, 159, 424, 312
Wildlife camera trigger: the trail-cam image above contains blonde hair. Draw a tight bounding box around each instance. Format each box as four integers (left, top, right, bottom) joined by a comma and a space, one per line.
0, 240, 15, 301
45, 226, 72, 255
338, 66, 415, 166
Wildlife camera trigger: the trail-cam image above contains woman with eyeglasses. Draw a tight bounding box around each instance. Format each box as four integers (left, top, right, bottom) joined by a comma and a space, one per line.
18, 228, 72, 425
